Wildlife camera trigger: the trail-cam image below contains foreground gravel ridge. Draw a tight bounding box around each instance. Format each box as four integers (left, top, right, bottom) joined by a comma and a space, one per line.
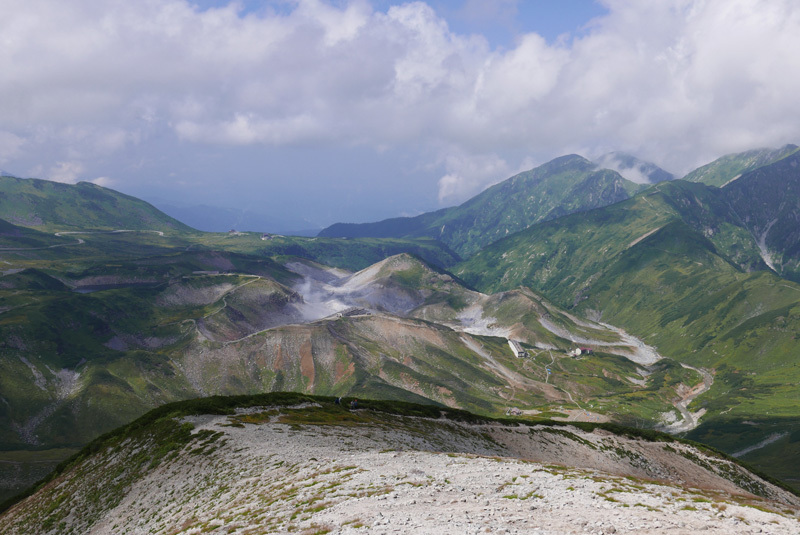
2, 404, 798, 534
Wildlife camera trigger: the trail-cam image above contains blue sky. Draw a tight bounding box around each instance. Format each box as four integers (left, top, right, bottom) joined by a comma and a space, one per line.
402, 0, 608, 45
190, 1, 609, 46
2, 0, 800, 231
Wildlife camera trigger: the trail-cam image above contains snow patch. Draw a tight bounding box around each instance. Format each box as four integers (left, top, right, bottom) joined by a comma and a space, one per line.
756, 218, 779, 271
455, 305, 511, 338
19, 357, 47, 391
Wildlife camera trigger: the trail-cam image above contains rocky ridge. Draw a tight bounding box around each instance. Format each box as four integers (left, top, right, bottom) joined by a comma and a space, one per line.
1, 398, 797, 535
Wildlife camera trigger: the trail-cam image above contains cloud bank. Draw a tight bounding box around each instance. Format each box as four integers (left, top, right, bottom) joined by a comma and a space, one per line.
1, 0, 800, 215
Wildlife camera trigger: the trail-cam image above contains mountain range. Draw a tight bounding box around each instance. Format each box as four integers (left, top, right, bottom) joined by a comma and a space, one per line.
319, 154, 651, 258
2, 145, 800, 528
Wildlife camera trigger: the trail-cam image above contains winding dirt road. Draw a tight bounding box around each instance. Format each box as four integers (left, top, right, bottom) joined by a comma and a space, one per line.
0, 229, 166, 251
665, 364, 714, 433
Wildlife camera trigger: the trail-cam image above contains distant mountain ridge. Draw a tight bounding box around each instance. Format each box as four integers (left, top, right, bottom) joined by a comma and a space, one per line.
0, 176, 194, 233
320, 154, 649, 257
721, 150, 800, 275
456, 154, 800, 298
320, 146, 800, 260
151, 201, 321, 236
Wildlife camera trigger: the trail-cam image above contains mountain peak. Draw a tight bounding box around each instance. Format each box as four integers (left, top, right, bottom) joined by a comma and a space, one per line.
319, 153, 644, 257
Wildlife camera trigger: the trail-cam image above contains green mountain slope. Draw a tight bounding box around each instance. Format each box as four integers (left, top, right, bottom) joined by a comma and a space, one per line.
320, 155, 646, 257
455, 179, 800, 486
720, 150, 800, 280
0, 219, 80, 251
682, 144, 799, 187
454, 184, 677, 299
454, 169, 800, 296
558, 221, 800, 487
0, 176, 194, 233
0, 248, 709, 499
455, 184, 800, 387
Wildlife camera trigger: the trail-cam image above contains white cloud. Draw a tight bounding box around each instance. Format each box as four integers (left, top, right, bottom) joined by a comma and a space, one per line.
436, 149, 512, 203
1, 0, 800, 213
595, 154, 651, 185
175, 113, 323, 145
47, 161, 85, 184
91, 176, 117, 188
0, 132, 25, 164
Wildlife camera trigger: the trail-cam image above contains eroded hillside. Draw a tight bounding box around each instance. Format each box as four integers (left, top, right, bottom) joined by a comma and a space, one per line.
1, 252, 706, 500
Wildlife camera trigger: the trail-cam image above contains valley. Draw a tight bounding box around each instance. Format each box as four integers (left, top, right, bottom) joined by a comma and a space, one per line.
5, 0, 800, 530
2, 146, 800, 521
0, 231, 708, 502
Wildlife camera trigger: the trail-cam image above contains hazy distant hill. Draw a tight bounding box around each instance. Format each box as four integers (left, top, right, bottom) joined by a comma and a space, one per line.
0, 176, 194, 233
152, 201, 321, 236
319, 154, 647, 257
682, 144, 799, 187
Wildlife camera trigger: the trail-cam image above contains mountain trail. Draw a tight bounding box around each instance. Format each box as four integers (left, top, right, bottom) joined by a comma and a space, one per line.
627, 225, 664, 249
537, 316, 661, 366
596, 322, 663, 365
0, 228, 168, 251
733, 432, 789, 458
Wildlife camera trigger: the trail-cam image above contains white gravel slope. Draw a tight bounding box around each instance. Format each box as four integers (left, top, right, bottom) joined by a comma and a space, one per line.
3, 407, 799, 535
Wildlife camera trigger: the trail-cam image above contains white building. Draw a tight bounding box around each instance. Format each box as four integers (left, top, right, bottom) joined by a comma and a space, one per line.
508, 339, 526, 358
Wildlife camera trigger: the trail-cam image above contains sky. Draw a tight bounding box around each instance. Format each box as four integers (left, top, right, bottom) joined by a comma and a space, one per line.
2, 0, 800, 230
